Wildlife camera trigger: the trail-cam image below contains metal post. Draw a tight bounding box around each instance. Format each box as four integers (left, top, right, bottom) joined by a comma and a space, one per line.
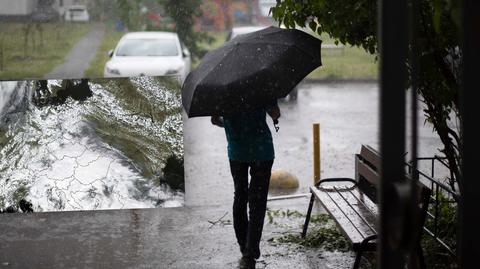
378, 0, 408, 267
459, 0, 480, 267
313, 123, 320, 185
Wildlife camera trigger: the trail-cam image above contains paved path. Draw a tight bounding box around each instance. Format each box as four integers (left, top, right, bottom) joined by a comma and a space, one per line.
0, 200, 348, 269
45, 23, 105, 79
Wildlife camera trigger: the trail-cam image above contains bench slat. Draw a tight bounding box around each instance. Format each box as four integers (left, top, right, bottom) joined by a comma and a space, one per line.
325, 191, 377, 238
357, 158, 380, 185
311, 186, 377, 245
335, 188, 378, 234
311, 187, 365, 244
348, 189, 379, 216
360, 145, 381, 169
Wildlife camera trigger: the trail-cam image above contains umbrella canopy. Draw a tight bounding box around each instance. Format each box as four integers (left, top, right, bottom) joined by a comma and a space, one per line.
182, 26, 322, 117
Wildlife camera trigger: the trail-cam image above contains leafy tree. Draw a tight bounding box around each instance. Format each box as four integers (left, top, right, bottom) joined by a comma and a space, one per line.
163, 0, 213, 60
115, 0, 142, 31
271, 0, 462, 191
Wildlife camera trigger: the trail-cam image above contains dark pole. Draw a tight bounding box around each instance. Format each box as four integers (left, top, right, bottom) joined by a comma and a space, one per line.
459, 0, 480, 268
378, 0, 408, 267
408, 0, 420, 267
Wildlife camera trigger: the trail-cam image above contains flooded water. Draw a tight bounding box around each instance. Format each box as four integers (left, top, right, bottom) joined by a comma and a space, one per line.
184, 82, 448, 206
0, 77, 184, 212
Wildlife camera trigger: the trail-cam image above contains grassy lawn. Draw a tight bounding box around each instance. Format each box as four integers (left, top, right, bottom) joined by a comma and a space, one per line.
308, 45, 378, 80
0, 22, 92, 80
84, 29, 124, 78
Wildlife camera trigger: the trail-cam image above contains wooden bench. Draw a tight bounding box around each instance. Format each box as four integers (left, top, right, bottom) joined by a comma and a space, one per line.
302, 145, 431, 269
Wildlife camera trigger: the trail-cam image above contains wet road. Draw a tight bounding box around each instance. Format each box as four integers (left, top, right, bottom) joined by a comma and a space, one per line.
184, 81, 444, 207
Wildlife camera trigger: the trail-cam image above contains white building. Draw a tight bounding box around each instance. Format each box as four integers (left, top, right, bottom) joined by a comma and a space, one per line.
0, 0, 38, 16
0, 0, 91, 19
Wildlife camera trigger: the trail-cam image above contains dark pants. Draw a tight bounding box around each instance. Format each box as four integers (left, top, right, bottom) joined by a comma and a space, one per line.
229, 159, 273, 259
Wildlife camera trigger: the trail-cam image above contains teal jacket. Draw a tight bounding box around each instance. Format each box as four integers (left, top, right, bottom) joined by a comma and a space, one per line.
223, 108, 274, 162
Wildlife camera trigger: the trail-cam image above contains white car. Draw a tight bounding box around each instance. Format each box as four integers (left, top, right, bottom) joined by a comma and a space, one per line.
64, 5, 89, 22
104, 32, 192, 84
226, 26, 269, 41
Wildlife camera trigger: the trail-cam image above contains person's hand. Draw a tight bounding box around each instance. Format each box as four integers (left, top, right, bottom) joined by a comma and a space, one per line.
211, 116, 224, 128
267, 105, 281, 121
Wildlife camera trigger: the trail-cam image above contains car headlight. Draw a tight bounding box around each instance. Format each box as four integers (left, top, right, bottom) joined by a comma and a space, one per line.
106, 66, 121, 75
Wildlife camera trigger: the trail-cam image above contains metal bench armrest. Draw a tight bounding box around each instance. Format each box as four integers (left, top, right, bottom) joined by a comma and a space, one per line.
315, 177, 357, 187
362, 234, 378, 245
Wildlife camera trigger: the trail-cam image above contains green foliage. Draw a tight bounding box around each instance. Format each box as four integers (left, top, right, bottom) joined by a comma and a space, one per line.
276, 226, 351, 251
422, 193, 458, 268
272, 0, 462, 191
267, 210, 351, 251
267, 208, 305, 223
271, 0, 377, 54
163, 0, 213, 60
115, 0, 142, 31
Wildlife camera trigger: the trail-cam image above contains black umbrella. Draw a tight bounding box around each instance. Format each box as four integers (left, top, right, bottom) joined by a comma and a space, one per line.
182, 26, 322, 117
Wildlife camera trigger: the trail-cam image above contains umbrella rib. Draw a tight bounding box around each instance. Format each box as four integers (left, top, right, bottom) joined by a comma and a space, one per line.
195, 45, 238, 87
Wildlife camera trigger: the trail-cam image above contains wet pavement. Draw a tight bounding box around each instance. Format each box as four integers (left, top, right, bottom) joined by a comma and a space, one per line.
0, 81, 445, 268
184, 81, 443, 207
45, 23, 105, 79
0, 198, 350, 269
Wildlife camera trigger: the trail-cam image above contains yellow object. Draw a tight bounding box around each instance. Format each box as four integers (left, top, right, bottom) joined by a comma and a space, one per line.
313, 123, 321, 185
270, 169, 300, 189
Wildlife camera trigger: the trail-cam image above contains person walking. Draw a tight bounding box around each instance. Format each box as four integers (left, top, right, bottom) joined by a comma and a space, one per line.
211, 102, 280, 269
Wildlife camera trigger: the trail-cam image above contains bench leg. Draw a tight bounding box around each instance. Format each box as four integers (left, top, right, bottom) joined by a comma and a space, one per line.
353, 250, 363, 269
302, 193, 315, 238
353, 235, 377, 269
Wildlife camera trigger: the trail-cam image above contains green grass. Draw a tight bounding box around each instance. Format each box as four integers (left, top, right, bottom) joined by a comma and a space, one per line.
308, 45, 378, 79
84, 29, 124, 78
0, 22, 93, 80
308, 33, 378, 79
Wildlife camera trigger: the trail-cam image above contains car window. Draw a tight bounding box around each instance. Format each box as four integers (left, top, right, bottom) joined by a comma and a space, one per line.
116, 38, 179, 57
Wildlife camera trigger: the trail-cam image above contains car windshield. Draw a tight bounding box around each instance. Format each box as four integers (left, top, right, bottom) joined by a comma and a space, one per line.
116, 38, 179, 57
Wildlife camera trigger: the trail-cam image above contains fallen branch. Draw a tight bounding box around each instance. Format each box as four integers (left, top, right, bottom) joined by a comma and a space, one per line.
208, 212, 229, 228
